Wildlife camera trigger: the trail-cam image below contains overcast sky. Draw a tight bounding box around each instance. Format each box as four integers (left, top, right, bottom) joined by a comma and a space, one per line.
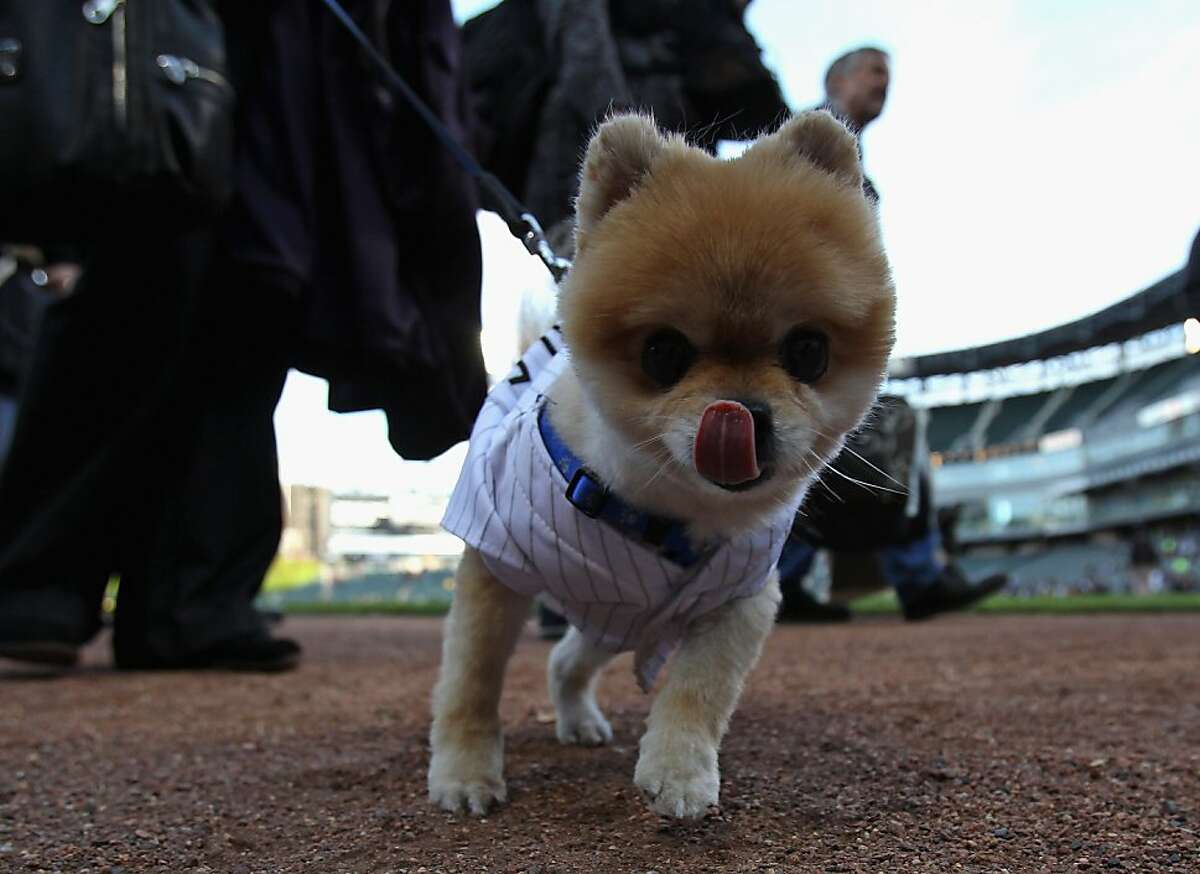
275, 0, 1200, 498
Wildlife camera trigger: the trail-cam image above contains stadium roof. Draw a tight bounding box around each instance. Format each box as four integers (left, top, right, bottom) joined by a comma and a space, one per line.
890, 270, 1194, 379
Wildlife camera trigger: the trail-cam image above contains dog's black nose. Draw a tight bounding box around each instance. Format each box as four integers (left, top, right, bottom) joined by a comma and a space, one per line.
739, 400, 775, 465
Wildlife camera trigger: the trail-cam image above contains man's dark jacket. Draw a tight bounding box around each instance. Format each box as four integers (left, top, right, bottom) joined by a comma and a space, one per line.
463, 0, 789, 236
220, 0, 486, 459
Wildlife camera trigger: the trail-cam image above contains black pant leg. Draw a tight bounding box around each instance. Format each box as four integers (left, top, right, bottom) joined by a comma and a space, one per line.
112, 266, 294, 663
0, 237, 198, 645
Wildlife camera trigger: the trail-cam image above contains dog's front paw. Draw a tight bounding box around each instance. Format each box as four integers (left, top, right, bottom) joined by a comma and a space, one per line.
427, 734, 506, 816
634, 730, 719, 818
555, 697, 613, 746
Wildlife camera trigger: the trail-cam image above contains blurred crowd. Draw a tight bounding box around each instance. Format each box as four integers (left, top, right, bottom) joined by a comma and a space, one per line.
992, 525, 1200, 599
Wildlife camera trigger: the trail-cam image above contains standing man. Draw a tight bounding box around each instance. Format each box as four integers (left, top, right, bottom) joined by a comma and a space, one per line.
778, 47, 1007, 622
817, 46, 891, 202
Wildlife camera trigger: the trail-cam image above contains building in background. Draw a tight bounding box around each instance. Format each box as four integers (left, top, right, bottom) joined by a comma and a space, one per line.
267, 487, 463, 611
283, 485, 332, 560
329, 492, 394, 531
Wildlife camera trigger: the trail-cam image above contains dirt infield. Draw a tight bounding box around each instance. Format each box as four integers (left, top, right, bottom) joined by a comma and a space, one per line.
2, 614, 1198, 873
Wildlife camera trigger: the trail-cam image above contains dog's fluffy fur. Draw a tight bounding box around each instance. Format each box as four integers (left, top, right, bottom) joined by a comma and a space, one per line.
429, 111, 895, 818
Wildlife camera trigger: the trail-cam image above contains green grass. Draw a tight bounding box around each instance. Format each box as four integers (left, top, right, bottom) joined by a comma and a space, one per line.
278, 600, 450, 617
851, 590, 1200, 615
276, 591, 1200, 619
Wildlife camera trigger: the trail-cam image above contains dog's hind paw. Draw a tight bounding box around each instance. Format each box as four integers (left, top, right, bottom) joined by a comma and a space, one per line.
634, 731, 720, 819
555, 701, 613, 746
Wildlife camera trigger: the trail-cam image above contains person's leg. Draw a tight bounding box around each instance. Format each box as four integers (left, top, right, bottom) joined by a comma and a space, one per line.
775, 534, 850, 622
778, 534, 819, 583
878, 528, 942, 595
0, 394, 16, 469
0, 265, 47, 473
0, 241, 190, 661
880, 528, 1007, 621
112, 262, 299, 670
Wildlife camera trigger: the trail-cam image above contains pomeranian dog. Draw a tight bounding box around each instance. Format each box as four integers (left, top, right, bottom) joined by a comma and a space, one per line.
429, 110, 895, 819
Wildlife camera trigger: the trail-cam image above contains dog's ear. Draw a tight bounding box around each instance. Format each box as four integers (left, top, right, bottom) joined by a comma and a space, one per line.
575, 114, 669, 248
769, 110, 863, 189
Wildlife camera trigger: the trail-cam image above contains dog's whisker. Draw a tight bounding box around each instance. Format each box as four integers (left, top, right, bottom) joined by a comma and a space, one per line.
835, 444, 908, 490
631, 454, 685, 496
629, 433, 671, 452
801, 446, 902, 494
797, 455, 845, 504
801, 424, 907, 492
811, 472, 845, 503
820, 461, 907, 496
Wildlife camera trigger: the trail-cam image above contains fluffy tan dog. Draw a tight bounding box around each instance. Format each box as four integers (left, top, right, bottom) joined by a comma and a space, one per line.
429, 110, 895, 819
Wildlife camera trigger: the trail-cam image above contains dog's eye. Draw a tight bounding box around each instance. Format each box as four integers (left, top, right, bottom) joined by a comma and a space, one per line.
780, 328, 829, 383
641, 328, 696, 388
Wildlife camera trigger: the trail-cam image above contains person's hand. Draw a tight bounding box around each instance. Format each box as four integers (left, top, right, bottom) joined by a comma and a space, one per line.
34, 262, 82, 296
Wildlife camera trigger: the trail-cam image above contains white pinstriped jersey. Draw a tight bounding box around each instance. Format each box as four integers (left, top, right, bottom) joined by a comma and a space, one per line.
442, 329, 799, 691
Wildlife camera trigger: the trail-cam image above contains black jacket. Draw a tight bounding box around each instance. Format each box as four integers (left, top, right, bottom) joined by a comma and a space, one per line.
464, 0, 788, 234
219, 0, 486, 460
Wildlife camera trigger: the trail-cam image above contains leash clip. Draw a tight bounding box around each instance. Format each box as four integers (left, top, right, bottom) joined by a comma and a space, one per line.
518, 212, 572, 283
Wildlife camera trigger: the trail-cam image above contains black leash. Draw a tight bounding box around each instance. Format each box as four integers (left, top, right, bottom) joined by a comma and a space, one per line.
318, 0, 571, 282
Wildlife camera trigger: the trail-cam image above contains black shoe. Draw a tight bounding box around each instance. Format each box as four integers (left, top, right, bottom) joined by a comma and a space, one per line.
776, 587, 853, 623
0, 620, 86, 667
0, 640, 80, 668
900, 566, 1007, 621
117, 634, 302, 672
258, 608, 285, 627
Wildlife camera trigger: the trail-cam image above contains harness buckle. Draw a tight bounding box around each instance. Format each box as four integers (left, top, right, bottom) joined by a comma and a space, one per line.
565, 467, 608, 519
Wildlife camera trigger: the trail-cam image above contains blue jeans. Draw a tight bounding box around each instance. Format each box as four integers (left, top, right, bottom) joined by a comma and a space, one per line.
778, 529, 942, 603
0, 394, 16, 470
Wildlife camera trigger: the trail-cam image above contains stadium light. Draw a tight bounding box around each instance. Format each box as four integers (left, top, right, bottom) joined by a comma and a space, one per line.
1185, 318, 1200, 354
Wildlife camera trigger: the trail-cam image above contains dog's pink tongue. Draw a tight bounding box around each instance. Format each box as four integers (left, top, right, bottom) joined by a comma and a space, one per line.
694, 401, 760, 485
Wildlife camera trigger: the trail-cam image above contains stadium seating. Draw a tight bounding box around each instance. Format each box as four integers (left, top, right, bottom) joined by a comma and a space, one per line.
985, 392, 1052, 445
1092, 357, 1199, 430
1040, 375, 1119, 434
927, 401, 983, 452
927, 355, 1200, 455
906, 267, 1200, 586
